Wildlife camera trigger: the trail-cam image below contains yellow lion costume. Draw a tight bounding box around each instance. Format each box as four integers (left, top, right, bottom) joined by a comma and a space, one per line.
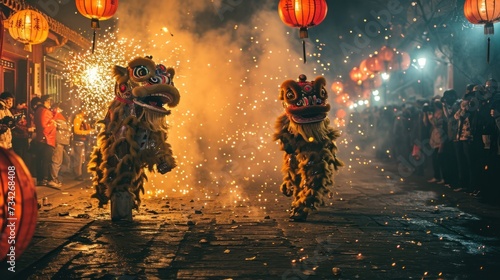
88, 56, 180, 221
273, 74, 343, 221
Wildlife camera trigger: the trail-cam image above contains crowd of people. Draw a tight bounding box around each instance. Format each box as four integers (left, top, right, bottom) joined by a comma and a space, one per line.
0, 93, 94, 189
347, 78, 500, 204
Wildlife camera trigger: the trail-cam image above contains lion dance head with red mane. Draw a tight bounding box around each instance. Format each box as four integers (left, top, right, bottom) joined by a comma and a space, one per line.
273, 74, 343, 221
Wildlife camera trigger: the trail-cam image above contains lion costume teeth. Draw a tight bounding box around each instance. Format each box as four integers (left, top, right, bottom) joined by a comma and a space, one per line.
273, 74, 343, 221
88, 56, 179, 221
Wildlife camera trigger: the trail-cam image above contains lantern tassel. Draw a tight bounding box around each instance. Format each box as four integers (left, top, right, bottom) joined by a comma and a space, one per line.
487, 37, 490, 64
302, 40, 306, 63
92, 29, 96, 54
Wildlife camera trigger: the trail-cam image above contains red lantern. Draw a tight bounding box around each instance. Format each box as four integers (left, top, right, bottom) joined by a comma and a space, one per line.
4, 9, 50, 52
389, 51, 411, 71
359, 59, 374, 79
379, 46, 394, 72
464, 0, 500, 63
331, 80, 344, 95
75, 0, 119, 52
379, 46, 395, 62
0, 148, 38, 261
350, 67, 365, 85
366, 55, 383, 74
335, 93, 350, 104
336, 108, 346, 119
362, 74, 382, 90
278, 0, 328, 63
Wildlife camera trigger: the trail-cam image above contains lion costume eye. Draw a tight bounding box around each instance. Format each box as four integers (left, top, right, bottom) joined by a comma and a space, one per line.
285, 90, 295, 100
148, 74, 171, 85
133, 65, 149, 78
149, 76, 160, 84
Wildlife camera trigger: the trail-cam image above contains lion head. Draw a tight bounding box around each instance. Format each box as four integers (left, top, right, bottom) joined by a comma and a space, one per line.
113, 56, 180, 115
279, 74, 330, 124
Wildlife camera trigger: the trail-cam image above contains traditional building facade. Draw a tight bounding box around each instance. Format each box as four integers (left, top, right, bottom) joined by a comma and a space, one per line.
1, 0, 90, 106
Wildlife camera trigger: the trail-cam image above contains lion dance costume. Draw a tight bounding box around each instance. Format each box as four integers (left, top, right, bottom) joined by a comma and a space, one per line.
273, 74, 343, 221
88, 56, 180, 221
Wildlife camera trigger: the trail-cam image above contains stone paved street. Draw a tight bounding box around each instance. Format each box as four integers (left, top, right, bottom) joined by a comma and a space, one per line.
2, 149, 500, 279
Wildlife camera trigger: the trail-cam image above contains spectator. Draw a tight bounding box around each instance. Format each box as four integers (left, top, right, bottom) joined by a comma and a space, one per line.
33, 94, 60, 188
426, 100, 446, 184
412, 100, 433, 177
0, 92, 15, 150
454, 90, 483, 194
477, 79, 499, 198
72, 108, 93, 181
488, 96, 500, 202
441, 89, 460, 189
10, 101, 32, 164
51, 103, 71, 185
27, 96, 42, 175
485, 78, 498, 98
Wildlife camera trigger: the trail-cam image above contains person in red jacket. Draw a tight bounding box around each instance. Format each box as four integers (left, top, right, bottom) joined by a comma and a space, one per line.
33, 94, 59, 188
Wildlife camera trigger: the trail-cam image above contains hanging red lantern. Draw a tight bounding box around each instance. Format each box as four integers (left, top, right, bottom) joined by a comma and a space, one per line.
336, 108, 346, 119
362, 88, 372, 99
350, 67, 365, 85
3, 9, 49, 52
464, 0, 500, 63
335, 93, 350, 104
75, 0, 119, 53
331, 80, 344, 95
389, 51, 411, 71
378, 46, 394, 72
0, 148, 38, 262
359, 59, 374, 79
362, 74, 382, 90
278, 0, 328, 63
366, 55, 383, 74
379, 46, 395, 62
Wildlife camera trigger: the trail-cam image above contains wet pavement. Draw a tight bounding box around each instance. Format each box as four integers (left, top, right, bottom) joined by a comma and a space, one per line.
2, 151, 500, 280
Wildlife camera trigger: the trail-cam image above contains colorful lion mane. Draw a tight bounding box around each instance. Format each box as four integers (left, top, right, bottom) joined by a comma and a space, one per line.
88, 56, 180, 221
273, 74, 343, 221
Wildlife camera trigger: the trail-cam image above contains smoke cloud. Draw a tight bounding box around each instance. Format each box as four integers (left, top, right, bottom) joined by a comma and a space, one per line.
113, 0, 334, 206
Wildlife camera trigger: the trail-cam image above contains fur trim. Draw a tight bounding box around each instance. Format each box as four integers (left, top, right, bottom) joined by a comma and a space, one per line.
89, 56, 179, 211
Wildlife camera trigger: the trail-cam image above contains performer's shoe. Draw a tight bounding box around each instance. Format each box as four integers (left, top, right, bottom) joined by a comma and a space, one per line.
47, 180, 62, 189
91, 192, 109, 208
289, 210, 308, 222
37, 179, 48, 186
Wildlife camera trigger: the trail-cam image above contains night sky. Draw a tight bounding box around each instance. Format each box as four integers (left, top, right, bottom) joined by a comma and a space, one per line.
26, 0, 500, 97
